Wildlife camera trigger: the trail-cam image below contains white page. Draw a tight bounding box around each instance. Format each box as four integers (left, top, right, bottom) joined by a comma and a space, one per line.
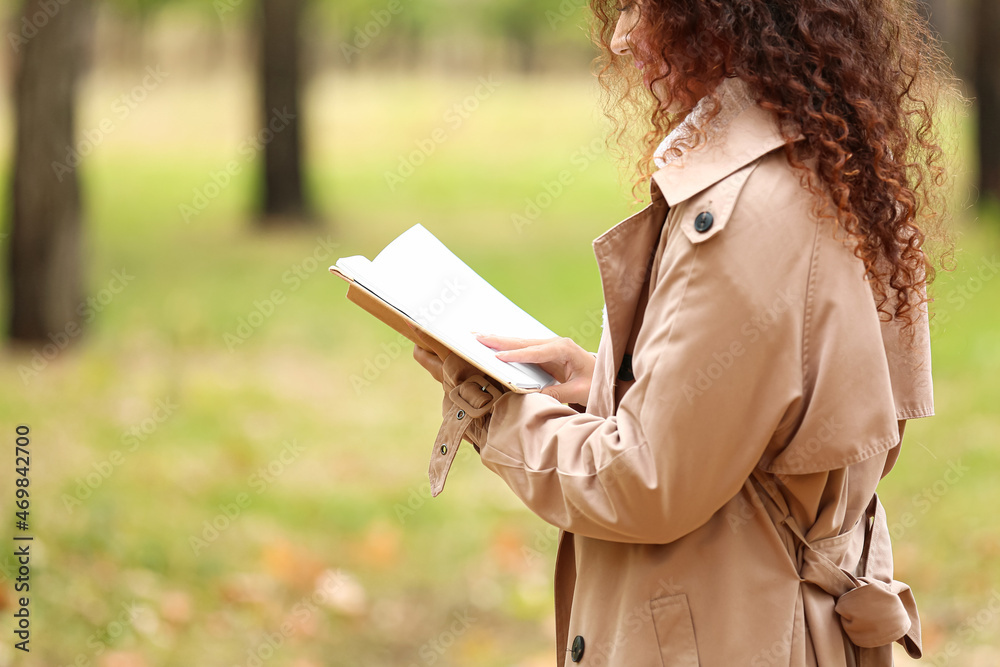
336, 225, 557, 390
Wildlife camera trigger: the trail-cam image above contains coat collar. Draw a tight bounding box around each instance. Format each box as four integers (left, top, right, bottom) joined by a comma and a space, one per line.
591, 79, 794, 387
651, 76, 793, 206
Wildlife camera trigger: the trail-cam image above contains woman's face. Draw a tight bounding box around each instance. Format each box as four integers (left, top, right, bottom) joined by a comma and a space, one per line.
610, 1, 710, 113
610, 4, 653, 81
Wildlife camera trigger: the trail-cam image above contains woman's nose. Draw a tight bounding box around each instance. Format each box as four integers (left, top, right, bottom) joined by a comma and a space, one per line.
611, 9, 638, 56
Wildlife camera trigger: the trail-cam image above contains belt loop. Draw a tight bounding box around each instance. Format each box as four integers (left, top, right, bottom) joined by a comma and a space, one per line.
448, 374, 502, 418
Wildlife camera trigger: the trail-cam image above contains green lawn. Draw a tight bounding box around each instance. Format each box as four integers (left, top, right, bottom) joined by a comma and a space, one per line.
0, 69, 997, 667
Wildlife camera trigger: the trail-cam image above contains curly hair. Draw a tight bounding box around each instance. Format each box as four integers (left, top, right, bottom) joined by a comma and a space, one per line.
589, 0, 962, 339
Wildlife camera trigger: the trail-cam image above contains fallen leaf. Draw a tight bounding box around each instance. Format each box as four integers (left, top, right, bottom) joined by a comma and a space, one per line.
353, 520, 402, 568
98, 651, 150, 667
262, 539, 326, 592
317, 569, 367, 617
160, 590, 193, 626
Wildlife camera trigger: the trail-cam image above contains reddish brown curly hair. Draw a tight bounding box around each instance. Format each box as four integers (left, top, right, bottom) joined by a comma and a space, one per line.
590, 0, 961, 338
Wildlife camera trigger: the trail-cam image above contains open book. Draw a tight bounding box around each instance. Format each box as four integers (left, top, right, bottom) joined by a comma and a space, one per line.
330, 224, 559, 393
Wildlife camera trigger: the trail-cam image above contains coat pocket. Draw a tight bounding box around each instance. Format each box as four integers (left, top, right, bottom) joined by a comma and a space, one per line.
650, 593, 700, 667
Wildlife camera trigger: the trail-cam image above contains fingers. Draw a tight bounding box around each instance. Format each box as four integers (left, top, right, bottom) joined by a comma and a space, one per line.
474, 332, 558, 351
493, 343, 562, 364
539, 384, 565, 403
406, 321, 447, 361
481, 335, 578, 366
539, 378, 588, 406
412, 343, 444, 383
407, 323, 445, 379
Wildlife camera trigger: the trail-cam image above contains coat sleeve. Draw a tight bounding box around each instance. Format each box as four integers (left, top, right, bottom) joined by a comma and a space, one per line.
470, 201, 808, 545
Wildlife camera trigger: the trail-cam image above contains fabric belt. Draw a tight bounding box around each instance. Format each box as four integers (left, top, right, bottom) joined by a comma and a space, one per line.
751, 471, 922, 665
428, 372, 504, 498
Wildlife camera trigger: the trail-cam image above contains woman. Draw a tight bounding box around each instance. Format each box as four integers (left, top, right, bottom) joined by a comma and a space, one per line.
411, 0, 957, 664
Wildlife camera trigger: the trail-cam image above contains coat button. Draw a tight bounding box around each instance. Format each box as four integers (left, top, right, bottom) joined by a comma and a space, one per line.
617, 353, 634, 382
694, 211, 714, 233
571, 635, 585, 662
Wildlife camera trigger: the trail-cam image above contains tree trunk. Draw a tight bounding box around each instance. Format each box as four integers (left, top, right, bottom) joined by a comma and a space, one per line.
7, 0, 91, 344
514, 35, 538, 75
918, 0, 955, 57
974, 0, 1000, 204
259, 0, 311, 226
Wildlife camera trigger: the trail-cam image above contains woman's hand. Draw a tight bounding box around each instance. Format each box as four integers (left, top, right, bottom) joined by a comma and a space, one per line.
475, 333, 596, 406
409, 323, 446, 384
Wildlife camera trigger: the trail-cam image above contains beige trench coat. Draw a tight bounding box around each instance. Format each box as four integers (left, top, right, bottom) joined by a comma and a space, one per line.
428, 77, 934, 667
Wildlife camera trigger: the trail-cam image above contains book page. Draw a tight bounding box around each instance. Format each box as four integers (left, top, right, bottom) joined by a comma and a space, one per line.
338, 225, 558, 390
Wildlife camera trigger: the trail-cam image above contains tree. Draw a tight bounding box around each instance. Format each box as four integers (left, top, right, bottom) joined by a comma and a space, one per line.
974, 0, 1000, 203
259, 0, 312, 226
6, 0, 93, 344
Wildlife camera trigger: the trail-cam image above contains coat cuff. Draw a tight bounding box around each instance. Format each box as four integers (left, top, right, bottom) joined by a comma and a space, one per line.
427, 354, 510, 497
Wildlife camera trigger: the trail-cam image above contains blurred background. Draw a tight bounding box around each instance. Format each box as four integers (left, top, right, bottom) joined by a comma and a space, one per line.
0, 0, 996, 665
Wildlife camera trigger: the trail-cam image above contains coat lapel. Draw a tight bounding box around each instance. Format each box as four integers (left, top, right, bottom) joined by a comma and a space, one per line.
591, 196, 669, 400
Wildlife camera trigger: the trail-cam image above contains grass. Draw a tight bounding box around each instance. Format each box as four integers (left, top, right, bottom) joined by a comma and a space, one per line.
0, 67, 997, 667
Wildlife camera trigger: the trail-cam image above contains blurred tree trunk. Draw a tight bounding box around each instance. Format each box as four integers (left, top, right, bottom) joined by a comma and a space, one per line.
7, 0, 92, 344
974, 0, 1000, 203
512, 35, 538, 74
918, 0, 957, 62
917, 0, 975, 78
259, 0, 312, 226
